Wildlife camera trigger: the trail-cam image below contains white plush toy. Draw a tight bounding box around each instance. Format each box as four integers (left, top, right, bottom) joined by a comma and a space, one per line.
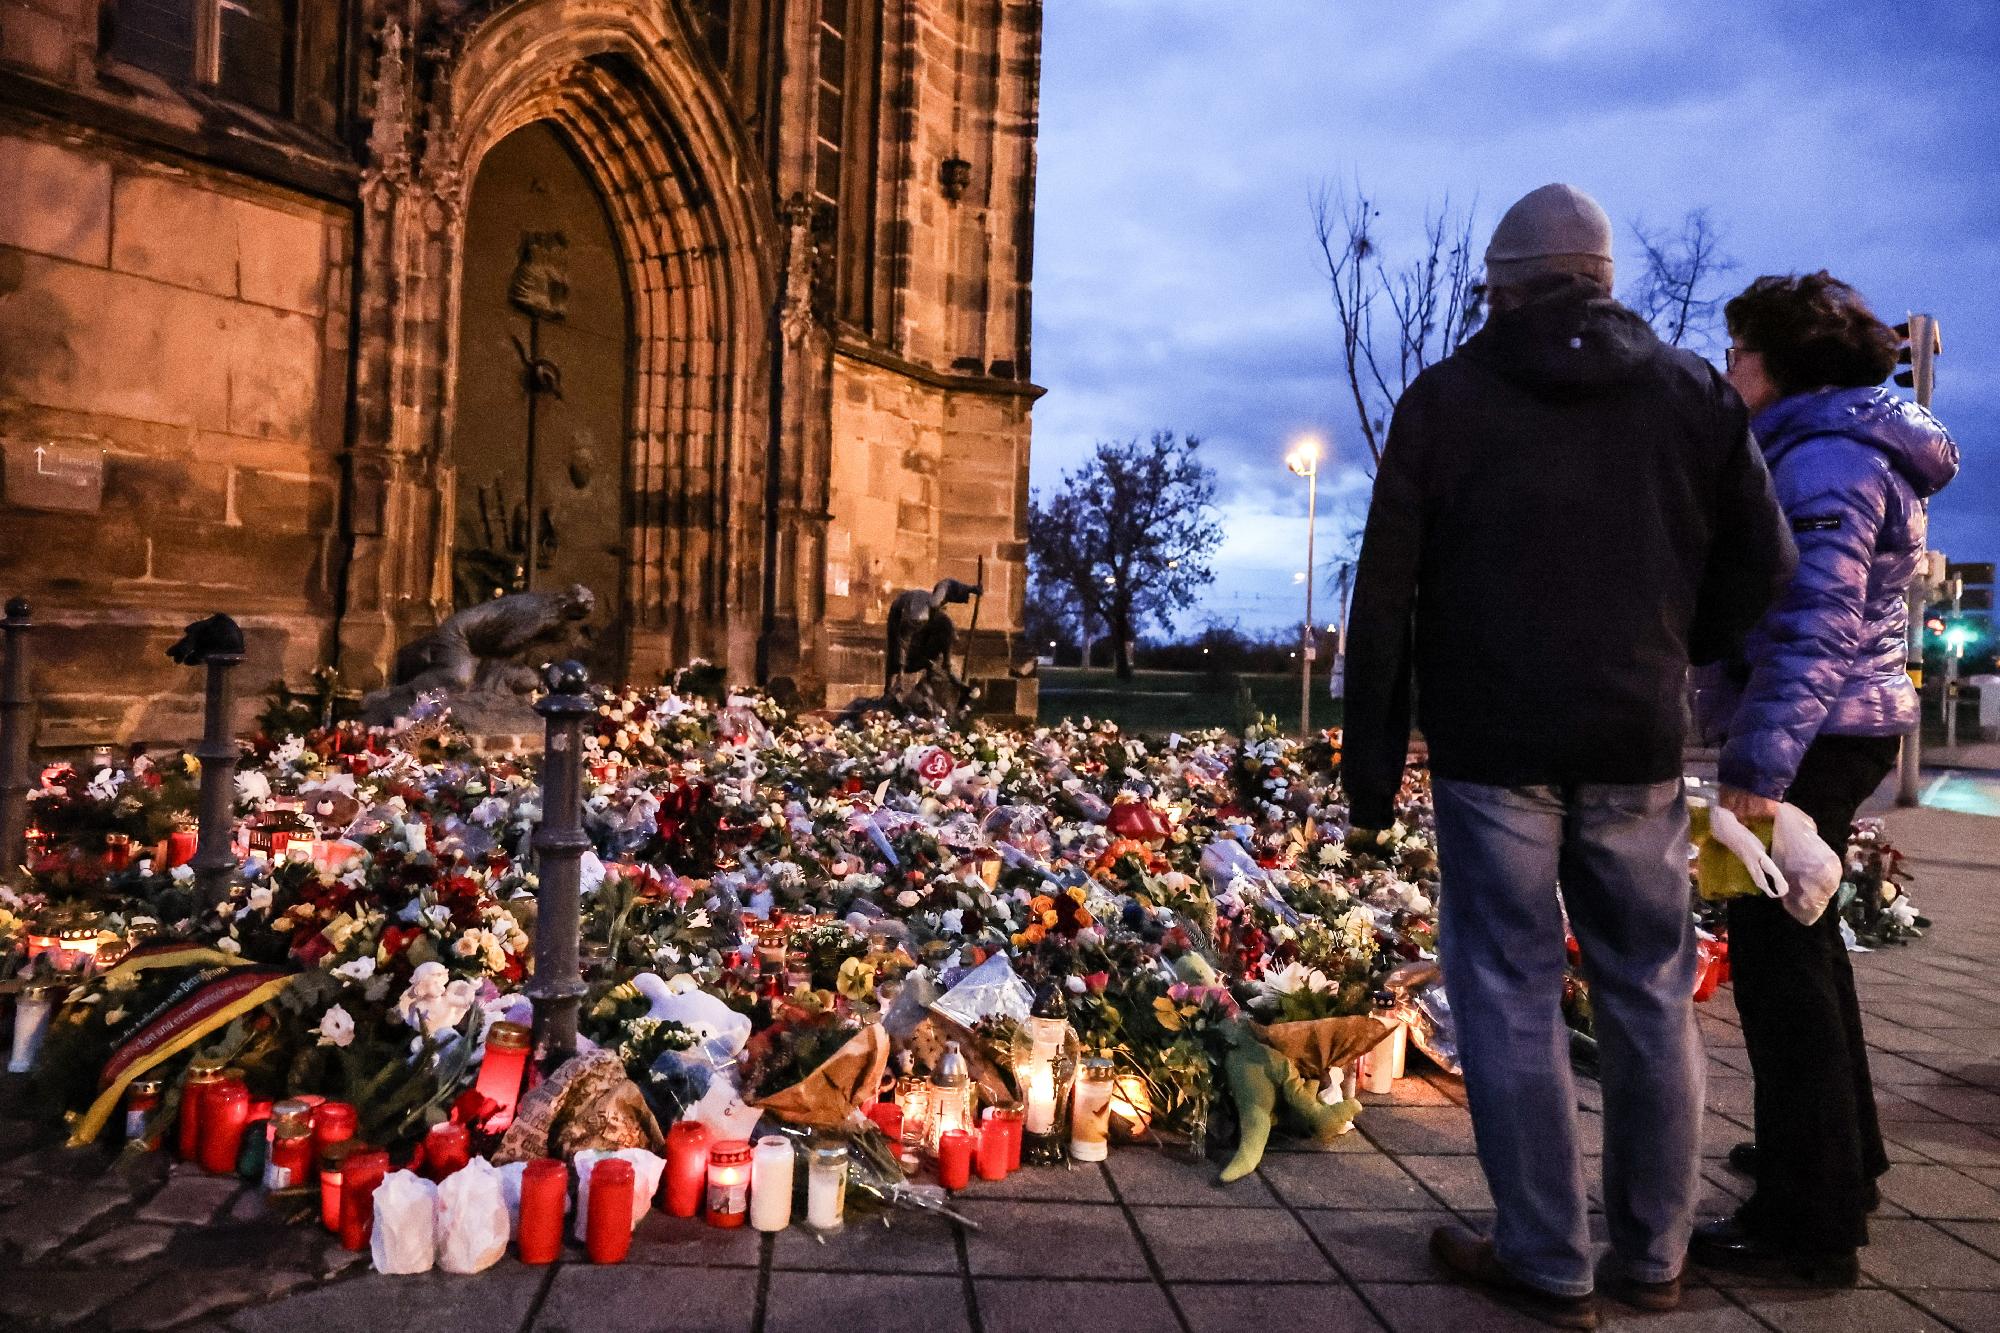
630, 972, 753, 1065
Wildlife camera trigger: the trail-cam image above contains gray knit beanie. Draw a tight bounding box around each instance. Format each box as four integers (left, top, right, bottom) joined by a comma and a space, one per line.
1484, 184, 1614, 290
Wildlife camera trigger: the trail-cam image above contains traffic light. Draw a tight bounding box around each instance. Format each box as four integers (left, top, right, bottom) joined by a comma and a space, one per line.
1894, 314, 1941, 406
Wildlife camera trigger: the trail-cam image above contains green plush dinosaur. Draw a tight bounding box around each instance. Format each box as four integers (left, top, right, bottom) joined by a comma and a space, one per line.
1216, 1019, 1360, 1184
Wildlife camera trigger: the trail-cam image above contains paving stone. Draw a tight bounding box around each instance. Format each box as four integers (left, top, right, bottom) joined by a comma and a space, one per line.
0, 1182, 133, 1261
1356, 1281, 1559, 1332
1132, 1204, 1331, 1281
1299, 1207, 1452, 1282
0, 1262, 154, 1330
1936, 1219, 2000, 1258
1858, 1218, 2000, 1288
1905, 1288, 2000, 1329
764, 1272, 969, 1333
973, 1277, 1179, 1333
1877, 1164, 2000, 1220
1359, 1076, 1456, 1107
944, 1157, 1114, 1200
1391, 1154, 1494, 1211
1886, 1120, 2000, 1168
1260, 1119, 1380, 1153
958, 1200, 1148, 1278
1258, 1150, 1429, 1210
0, 1143, 116, 1182
1731, 1286, 1952, 1332
625, 1209, 762, 1266
1357, 1106, 1478, 1156
68, 1222, 178, 1264
106, 1267, 316, 1331
769, 1207, 960, 1273
1897, 1084, 2000, 1124
533, 1263, 757, 1333
229, 1268, 546, 1333
136, 1173, 242, 1226
1106, 1146, 1276, 1205
1172, 1280, 1383, 1332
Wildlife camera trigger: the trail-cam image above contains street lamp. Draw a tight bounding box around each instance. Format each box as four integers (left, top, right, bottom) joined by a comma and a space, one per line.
1285, 436, 1323, 740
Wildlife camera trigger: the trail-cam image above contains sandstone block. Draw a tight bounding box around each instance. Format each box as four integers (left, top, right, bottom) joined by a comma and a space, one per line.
235, 200, 327, 314
225, 304, 323, 440
0, 133, 110, 264
232, 469, 335, 532
111, 172, 238, 297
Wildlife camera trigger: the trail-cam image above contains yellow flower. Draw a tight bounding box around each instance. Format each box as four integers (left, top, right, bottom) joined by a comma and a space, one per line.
1153, 995, 1182, 1032
836, 956, 875, 1000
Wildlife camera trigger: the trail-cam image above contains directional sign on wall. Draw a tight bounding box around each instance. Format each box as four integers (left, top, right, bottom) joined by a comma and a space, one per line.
3, 439, 104, 513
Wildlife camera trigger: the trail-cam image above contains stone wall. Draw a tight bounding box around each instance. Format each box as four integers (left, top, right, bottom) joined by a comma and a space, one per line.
0, 118, 350, 745
821, 347, 1032, 709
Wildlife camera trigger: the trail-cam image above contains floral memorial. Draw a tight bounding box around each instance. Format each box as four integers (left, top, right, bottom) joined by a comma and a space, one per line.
0, 673, 1927, 1275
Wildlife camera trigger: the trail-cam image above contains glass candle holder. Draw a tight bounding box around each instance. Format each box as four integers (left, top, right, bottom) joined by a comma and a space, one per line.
937, 1129, 975, 1191
894, 1074, 931, 1150
472, 1022, 532, 1131
1068, 1057, 1116, 1163
198, 1077, 252, 1174
264, 1100, 315, 1192
925, 1040, 976, 1152
705, 1140, 752, 1228
806, 1141, 848, 1232
6, 981, 58, 1074
318, 1140, 356, 1233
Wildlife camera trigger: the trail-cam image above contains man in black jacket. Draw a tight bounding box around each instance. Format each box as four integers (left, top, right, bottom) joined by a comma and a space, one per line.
1343, 184, 1793, 1328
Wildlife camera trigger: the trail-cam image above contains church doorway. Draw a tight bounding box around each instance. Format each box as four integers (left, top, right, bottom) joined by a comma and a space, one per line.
449, 120, 631, 672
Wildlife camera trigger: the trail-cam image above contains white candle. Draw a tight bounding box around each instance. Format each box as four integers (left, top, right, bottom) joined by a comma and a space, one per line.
750, 1135, 793, 1232
1364, 1023, 1407, 1095
1023, 1063, 1058, 1134
806, 1145, 847, 1231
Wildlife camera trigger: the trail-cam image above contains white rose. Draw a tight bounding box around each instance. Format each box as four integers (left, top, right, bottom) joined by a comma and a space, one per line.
334, 956, 376, 982
317, 1004, 356, 1047
248, 886, 274, 911
215, 936, 241, 954
896, 890, 922, 909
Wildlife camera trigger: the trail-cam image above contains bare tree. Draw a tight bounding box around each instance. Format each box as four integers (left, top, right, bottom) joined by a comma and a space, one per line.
1625, 208, 1736, 351
1312, 184, 1484, 469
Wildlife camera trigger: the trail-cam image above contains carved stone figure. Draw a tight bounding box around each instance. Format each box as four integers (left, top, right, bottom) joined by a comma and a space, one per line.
362, 583, 595, 732
840, 578, 983, 721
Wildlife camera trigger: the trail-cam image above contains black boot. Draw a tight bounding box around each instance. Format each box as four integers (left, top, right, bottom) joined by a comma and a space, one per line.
1690, 1215, 1859, 1288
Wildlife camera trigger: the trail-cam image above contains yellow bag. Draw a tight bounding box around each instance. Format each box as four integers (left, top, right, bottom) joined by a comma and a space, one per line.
1690, 802, 1778, 902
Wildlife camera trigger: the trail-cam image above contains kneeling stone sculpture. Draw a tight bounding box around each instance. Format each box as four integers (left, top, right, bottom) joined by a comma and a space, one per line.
362, 584, 595, 736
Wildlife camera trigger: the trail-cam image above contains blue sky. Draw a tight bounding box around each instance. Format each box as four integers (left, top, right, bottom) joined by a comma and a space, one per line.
1030, 0, 2000, 632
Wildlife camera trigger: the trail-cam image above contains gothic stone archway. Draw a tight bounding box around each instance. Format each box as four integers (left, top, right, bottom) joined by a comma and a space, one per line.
339, 1, 781, 691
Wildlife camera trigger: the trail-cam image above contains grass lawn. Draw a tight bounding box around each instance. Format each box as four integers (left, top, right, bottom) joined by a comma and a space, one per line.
1034, 667, 1343, 737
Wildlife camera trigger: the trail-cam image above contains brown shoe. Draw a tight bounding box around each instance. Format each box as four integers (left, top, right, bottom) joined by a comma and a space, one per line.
1428, 1224, 1600, 1330
1616, 1273, 1681, 1312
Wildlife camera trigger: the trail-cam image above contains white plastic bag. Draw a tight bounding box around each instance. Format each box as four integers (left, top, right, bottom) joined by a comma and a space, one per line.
435, 1158, 509, 1274
370, 1170, 439, 1275
1772, 803, 1843, 927
572, 1147, 666, 1239
495, 1159, 529, 1238
1707, 805, 1788, 900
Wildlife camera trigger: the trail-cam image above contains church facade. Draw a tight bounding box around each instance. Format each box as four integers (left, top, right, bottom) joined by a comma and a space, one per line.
0, 0, 1042, 744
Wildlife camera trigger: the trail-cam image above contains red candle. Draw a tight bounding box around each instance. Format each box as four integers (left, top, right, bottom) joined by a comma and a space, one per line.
977, 1119, 1010, 1181
423, 1121, 471, 1180
586, 1158, 636, 1264
165, 827, 198, 867
176, 1062, 226, 1160
664, 1120, 710, 1218
318, 1141, 355, 1232
937, 1129, 975, 1191
198, 1079, 251, 1175
989, 1104, 1025, 1172
518, 1158, 568, 1265
312, 1101, 357, 1157
339, 1148, 390, 1251
472, 1022, 532, 1131
866, 1100, 903, 1143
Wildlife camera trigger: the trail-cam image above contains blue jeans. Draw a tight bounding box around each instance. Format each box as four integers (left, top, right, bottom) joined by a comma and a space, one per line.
1433, 778, 1704, 1296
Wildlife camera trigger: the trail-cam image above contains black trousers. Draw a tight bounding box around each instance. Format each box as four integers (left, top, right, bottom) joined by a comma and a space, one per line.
1726, 732, 1899, 1254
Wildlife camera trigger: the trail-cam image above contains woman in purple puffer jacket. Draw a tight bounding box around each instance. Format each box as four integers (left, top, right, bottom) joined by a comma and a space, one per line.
1692, 272, 1958, 1285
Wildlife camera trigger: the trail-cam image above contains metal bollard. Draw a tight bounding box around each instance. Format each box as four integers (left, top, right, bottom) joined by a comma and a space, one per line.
527, 659, 592, 1069
0, 598, 31, 884
167, 614, 246, 906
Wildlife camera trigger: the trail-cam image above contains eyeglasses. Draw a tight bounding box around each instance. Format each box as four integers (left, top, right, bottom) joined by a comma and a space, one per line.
1724, 347, 1748, 371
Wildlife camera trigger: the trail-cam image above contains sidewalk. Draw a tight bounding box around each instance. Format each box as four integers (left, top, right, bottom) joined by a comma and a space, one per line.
2, 805, 1998, 1331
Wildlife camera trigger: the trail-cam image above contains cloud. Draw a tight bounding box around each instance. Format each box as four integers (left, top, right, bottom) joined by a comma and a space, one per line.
1032, 0, 2000, 628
